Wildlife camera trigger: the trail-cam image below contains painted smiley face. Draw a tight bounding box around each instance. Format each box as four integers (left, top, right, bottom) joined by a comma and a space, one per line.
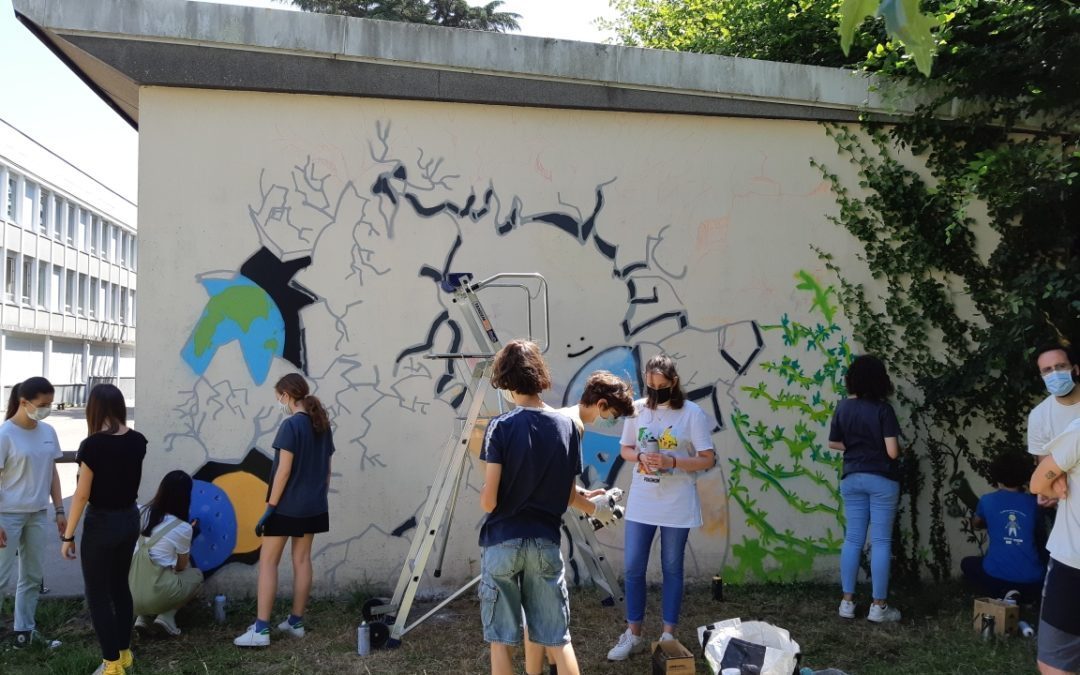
567, 336, 594, 359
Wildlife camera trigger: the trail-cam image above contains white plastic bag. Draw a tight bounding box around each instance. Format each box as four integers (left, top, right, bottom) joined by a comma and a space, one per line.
696, 618, 801, 675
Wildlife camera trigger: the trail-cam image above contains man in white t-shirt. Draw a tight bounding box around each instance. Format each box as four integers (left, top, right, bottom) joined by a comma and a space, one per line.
1028, 344, 1080, 507
1030, 419, 1080, 674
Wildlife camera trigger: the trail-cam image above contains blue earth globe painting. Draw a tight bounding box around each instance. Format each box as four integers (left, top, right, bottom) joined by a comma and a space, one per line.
181, 274, 286, 385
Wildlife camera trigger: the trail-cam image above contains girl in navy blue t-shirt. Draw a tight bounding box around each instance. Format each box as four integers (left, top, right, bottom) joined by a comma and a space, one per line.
827, 355, 903, 623
234, 373, 334, 648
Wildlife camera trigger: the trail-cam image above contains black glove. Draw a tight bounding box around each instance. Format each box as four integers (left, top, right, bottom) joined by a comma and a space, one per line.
255, 505, 276, 537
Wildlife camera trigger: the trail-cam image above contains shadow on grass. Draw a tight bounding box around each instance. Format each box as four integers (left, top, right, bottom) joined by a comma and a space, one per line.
0, 581, 1039, 674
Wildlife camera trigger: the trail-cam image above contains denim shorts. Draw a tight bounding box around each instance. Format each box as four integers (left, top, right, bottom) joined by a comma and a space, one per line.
478, 538, 570, 647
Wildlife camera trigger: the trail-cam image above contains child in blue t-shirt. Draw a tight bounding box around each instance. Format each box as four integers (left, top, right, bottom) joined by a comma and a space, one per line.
961, 452, 1047, 601
478, 339, 583, 675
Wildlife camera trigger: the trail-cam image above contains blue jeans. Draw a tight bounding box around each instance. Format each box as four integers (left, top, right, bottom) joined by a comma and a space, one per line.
840, 472, 899, 600
624, 520, 690, 626
478, 538, 570, 647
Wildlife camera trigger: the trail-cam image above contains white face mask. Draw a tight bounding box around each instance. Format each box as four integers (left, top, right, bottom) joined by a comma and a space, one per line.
278, 397, 292, 415
500, 388, 516, 405
27, 405, 51, 422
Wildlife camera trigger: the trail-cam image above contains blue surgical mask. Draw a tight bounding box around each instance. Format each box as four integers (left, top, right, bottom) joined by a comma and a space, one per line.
1044, 370, 1076, 397
594, 414, 620, 429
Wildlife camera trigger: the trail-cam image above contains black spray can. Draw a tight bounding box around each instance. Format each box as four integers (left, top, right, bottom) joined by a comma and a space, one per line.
712, 575, 724, 601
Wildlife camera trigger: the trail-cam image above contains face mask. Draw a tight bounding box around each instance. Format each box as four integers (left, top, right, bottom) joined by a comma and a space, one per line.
1044, 370, 1076, 397
500, 388, 516, 405
27, 405, 50, 421
594, 414, 620, 429
278, 397, 292, 415
647, 386, 673, 405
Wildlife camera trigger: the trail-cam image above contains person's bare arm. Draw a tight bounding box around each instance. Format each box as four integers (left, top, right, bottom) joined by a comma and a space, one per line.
885, 437, 901, 460
971, 516, 987, 530
828, 441, 845, 451
266, 450, 294, 506
175, 552, 190, 572
480, 462, 502, 513
1031, 455, 1069, 500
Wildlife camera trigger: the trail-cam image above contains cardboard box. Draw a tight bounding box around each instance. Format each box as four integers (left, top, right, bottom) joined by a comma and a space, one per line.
652, 639, 696, 675
972, 598, 1019, 637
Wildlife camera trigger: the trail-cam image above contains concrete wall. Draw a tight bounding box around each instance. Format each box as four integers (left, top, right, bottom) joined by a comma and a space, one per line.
139, 86, 887, 592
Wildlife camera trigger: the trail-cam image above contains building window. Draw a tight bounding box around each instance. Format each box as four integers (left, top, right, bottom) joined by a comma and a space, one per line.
78, 273, 87, 316
79, 212, 89, 251
111, 284, 120, 322
38, 190, 49, 235
4, 253, 15, 302
90, 217, 100, 256
53, 197, 64, 240
37, 262, 47, 308
5, 176, 15, 220
120, 289, 129, 325
67, 205, 76, 245
89, 278, 98, 318
120, 232, 128, 267
22, 182, 37, 229
132, 240, 138, 271
22, 257, 32, 304
130, 289, 136, 326
65, 270, 75, 313
51, 266, 61, 311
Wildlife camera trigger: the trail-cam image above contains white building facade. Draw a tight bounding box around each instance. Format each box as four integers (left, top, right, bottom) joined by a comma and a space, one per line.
0, 119, 136, 406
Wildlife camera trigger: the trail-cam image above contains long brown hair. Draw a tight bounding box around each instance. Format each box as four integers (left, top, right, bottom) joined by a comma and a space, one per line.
86, 383, 127, 435
6, 377, 54, 420
644, 354, 686, 410
275, 373, 330, 434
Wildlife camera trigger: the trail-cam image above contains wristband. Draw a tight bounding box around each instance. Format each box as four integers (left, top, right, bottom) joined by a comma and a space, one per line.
54, 508, 65, 516
61, 535, 75, 543
636, 452, 642, 464
672, 456, 677, 469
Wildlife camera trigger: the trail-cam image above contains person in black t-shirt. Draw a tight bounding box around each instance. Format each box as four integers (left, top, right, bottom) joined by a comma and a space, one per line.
234, 373, 335, 648
479, 340, 583, 675
61, 384, 146, 675
827, 355, 903, 624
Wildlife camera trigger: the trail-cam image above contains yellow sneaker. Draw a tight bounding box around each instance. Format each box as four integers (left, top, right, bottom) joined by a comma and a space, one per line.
120, 648, 134, 669
92, 659, 125, 675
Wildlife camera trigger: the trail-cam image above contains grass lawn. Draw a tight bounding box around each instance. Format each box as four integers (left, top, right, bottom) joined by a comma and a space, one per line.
0, 580, 1040, 674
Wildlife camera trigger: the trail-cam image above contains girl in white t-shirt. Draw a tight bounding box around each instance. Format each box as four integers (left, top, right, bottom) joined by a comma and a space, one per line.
132, 471, 203, 637
606, 355, 716, 662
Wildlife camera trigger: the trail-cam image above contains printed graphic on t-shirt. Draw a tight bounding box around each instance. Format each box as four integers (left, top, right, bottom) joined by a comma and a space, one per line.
1000, 510, 1026, 545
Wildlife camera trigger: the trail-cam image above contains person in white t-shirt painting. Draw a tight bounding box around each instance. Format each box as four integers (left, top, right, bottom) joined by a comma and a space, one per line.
606, 354, 716, 662
0, 377, 66, 649
1030, 419, 1080, 675
132, 470, 203, 637
1028, 342, 1080, 505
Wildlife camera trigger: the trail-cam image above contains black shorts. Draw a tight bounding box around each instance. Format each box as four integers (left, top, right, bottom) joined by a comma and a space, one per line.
1039, 558, 1080, 671
262, 511, 329, 537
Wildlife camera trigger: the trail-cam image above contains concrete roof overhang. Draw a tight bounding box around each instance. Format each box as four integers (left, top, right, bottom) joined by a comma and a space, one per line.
12, 0, 924, 131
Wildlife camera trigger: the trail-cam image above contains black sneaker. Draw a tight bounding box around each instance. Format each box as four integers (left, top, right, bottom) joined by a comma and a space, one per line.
12, 630, 61, 650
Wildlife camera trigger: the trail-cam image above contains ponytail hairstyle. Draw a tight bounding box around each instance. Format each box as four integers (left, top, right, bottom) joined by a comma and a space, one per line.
6, 377, 55, 421
275, 373, 330, 434
141, 470, 193, 537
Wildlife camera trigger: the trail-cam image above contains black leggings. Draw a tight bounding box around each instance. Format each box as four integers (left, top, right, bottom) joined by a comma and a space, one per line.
81, 506, 140, 661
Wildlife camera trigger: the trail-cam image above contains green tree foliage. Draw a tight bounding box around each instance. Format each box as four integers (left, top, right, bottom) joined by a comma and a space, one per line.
287, 0, 521, 31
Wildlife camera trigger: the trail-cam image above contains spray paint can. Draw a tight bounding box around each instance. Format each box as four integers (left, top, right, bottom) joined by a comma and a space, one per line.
644, 438, 660, 474
1019, 621, 1035, 638
358, 621, 371, 656
213, 594, 227, 624
712, 575, 724, 601
980, 614, 995, 641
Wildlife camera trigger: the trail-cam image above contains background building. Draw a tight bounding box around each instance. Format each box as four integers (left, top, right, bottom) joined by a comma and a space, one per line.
0, 117, 136, 406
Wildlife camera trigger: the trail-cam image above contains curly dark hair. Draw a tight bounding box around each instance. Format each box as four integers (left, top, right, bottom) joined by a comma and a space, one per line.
579, 371, 635, 418
491, 340, 551, 396
844, 355, 894, 402
1035, 341, 1076, 368
988, 452, 1033, 489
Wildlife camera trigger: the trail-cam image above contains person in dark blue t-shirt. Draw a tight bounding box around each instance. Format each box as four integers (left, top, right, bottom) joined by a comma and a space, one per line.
479, 339, 583, 675
962, 452, 1047, 601
828, 354, 903, 623
234, 373, 335, 648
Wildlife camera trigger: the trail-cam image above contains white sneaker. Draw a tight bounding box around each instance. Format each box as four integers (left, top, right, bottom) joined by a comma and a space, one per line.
838, 599, 856, 619
233, 624, 271, 647
867, 603, 901, 623
607, 628, 645, 661
277, 618, 305, 638
154, 614, 182, 636
660, 631, 675, 642
134, 616, 152, 634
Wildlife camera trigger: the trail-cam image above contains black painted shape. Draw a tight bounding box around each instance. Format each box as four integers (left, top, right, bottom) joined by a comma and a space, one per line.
434, 319, 463, 394
191, 448, 274, 576
395, 310, 453, 363
395, 312, 464, 404
391, 516, 417, 537
614, 261, 649, 279
629, 281, 660, 305
372, 174, 398, 205
239, 247, 318, 374
529, 211, 585, 239
593, 234, 617, 260
720, 322, 766, 376
686, 385, 726, 433
621, 310, 689, 338
392, 165, 407, 180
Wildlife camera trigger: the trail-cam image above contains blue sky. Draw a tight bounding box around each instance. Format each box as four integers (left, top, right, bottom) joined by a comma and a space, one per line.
0, 0, 614, 203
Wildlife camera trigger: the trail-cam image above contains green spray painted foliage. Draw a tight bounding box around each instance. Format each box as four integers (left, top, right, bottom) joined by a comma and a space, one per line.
725, 270, 853, 582
192, 285, 274, 357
